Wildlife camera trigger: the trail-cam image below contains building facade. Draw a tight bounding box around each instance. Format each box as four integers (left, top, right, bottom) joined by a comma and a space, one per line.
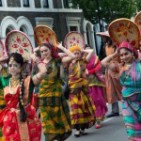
0, 0, 96, 52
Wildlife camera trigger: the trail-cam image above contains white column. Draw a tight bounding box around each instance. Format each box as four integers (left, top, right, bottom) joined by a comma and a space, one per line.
20, 0, 23, 7
83, 31, 87, 44
30, 0, 35, 8
40, 0, 43, 8
61, 0, 64, 8
2, 0, 7, 7
90, 30, 97, 54
48, 0, 53, 9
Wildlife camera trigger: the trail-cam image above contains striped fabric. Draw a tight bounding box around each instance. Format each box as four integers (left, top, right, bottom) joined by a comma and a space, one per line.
40, 96, 71, 141
86, 55, 107, 121
122, 94, 141, 140
69, 90, 95, 128
68, 60, 96, 129
38, 59, 72, 141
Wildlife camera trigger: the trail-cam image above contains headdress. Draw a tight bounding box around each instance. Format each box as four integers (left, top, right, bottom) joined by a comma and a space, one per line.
0, 39, 7, 60
34, 25, 58, 48
134, 11, 141, 35
34, 25, 59, 59
108, 18, 140, 52
96, 31, 110, 38
5, 30, 33, 61
64, 31, 84, 52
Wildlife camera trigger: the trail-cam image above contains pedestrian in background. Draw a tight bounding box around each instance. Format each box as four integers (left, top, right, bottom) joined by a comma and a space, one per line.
97, 31, 122, 118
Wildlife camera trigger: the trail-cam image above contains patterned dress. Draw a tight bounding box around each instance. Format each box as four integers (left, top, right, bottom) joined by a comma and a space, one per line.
68, 59, 95, 129
0, 76, 41, 141
38, 59, 72, 141
86, 55, 107, 121
120, 61, 141, 140
0, 88, 5, 141
105, 60, 122, 103
0, 65, 9, 141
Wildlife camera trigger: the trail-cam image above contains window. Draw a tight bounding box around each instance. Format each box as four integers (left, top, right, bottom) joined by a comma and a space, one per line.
20, 26, 28, 34
35, 17, 54, 28
66, 17, 81, 32
0, 0, 2, 6
63, 0, 72, 8
43, 0, 49, 8
6, 26, 14, 35
69, 26, 78, 31
23, 0, 29, 7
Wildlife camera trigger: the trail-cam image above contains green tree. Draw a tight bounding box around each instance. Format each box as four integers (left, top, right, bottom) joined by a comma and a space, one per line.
136, 0, 141, 11
72, 0, 137, 29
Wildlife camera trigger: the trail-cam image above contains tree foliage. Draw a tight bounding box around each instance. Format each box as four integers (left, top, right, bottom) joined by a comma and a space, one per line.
72, 0, 137, 24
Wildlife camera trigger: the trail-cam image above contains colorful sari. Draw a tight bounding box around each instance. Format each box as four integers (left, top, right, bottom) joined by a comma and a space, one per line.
0, 76, 41, 141
0, 88, 5, 141
0, 66, 9, 141
86, 55, 107, 121
38, 59, 72, 141
120, 61, 141, 140
68, 59, 95, 129
105, 60, 122, 103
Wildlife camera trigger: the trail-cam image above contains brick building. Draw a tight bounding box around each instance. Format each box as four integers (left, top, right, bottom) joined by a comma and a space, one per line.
0, 0, 96, 52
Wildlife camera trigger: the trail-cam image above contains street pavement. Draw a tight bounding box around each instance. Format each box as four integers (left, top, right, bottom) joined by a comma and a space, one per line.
66, 116, 128, 141
42, 102, 129, 141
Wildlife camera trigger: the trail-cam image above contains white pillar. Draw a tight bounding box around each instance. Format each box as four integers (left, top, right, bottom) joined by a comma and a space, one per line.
90, 30, 97, 54
30, 0, 35, 8
2, 0, 7, 7
83, 31, 87, 44
48, 0, 53, 9
20, 0, 23, 7
61, 0, 64, 8
40, 0, 43, 8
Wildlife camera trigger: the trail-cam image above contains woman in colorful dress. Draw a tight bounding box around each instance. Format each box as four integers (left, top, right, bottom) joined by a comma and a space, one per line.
103, 41, 141, 141
85, 45, 107, 129
103, 18, 141, 141
33, 43, 72, 141
58, 43, 95, 137
97, 31, 122, 118
0, 59, 8, 141
0, 52, 42, 141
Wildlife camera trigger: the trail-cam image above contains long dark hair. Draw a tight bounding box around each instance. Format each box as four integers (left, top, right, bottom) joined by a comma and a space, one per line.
8, 53, 27, 122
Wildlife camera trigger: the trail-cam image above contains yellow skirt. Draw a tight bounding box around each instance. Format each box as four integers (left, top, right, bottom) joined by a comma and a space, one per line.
69, 90, 96, 128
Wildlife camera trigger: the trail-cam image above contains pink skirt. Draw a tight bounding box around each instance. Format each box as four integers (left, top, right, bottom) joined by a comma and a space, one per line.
88, 86, 107, 120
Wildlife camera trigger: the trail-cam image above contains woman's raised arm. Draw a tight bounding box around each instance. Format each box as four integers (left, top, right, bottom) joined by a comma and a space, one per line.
57, 43, 75, 63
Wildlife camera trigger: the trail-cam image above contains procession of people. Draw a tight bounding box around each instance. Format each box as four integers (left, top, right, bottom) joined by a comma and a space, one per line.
0, 11, 141, 141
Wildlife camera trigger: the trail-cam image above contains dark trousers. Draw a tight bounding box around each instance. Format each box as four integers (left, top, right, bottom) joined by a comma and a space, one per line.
111, 102, 119, 113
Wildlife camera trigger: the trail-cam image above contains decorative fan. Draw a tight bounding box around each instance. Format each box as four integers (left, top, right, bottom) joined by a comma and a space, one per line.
134, 11, 141, 34
34, 25, 58, 47
108, 18, 140, 50
5, 30, 33, 61
0, 40, 7, 58
64, 31, 85, 49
